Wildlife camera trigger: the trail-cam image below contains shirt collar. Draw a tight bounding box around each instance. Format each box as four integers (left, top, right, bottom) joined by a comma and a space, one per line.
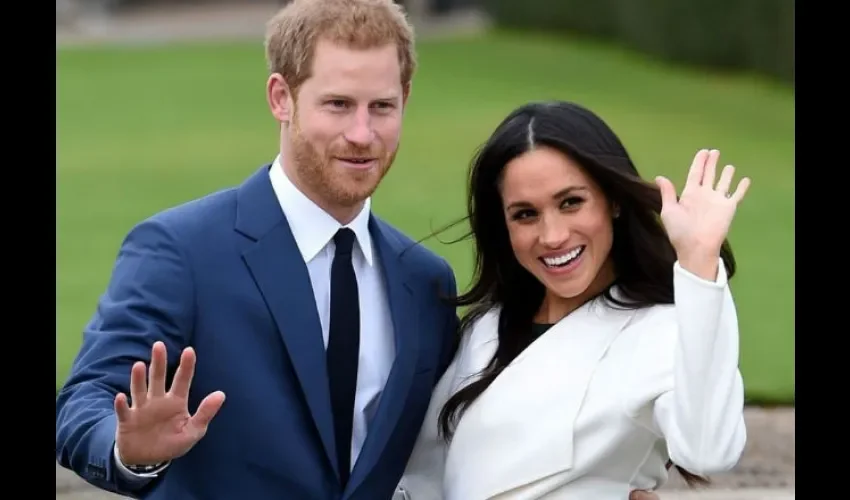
268, 155, 374, 266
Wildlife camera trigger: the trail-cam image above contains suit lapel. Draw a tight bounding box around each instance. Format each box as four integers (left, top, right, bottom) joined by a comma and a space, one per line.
235, 166, 339, 478
347, 217, 420, 494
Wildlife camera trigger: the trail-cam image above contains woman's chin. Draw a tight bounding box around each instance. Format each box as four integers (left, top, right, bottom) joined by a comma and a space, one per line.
542, 280, 590, 302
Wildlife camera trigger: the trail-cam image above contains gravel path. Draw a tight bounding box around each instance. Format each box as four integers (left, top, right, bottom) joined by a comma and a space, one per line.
56, 407, 794, 499
56, 1, 492, 47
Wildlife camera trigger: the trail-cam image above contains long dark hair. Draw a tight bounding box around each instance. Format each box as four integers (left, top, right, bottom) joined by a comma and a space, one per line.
436, 101, 736, 488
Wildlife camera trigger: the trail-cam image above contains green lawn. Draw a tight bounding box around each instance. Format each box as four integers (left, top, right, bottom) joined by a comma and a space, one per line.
57, 31, 794, 403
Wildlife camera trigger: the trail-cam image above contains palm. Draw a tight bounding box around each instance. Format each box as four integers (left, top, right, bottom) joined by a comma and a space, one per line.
655, 149, 751, 255
116, 395, 199, 464
113, 342, 226, 466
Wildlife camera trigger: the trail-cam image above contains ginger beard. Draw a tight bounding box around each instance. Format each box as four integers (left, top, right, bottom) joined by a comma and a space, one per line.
288, 103, 398, 209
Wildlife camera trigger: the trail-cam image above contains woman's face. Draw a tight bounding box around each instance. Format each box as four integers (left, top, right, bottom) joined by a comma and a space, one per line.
499, 146, 616, 314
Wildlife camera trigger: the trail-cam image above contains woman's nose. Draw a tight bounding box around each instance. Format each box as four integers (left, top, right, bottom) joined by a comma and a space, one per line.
539, 217, 570, 248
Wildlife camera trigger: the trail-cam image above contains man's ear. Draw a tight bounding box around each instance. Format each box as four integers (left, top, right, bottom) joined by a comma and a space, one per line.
402, 81, 412, 108
266, 73, 293, 123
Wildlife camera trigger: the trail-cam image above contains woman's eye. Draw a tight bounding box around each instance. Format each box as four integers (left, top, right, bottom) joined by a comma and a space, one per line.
562, 197, 584, 209
512, 209, 536, 221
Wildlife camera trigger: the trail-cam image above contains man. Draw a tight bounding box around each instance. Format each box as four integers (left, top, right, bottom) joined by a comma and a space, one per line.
55, 1, 664, 498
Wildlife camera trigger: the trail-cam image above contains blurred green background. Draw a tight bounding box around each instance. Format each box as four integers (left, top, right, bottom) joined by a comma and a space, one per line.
57, 7, 794, 404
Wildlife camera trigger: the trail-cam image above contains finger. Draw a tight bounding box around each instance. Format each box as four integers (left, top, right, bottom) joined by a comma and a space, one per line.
148, 341, 169, 397
701, 149, 720, 188
129, 361, 148, 407
628, 490, 659, 500
730, 176, 751, 203
654, 176, 677, 210
715, 164, 735, 195
188, 391, 226, 434
115, 392, 132, 423
170, 347, 197, 399
685, 149, 709, 189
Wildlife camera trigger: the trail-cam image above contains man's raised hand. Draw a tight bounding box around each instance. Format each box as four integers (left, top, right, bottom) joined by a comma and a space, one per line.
114, 341, 226, 466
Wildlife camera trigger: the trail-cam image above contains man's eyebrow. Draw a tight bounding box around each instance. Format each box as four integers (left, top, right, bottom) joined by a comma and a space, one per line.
317, 94, 400, 102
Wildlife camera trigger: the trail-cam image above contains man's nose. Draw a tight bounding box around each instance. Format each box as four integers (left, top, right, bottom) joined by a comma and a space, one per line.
344, 108, 375, 147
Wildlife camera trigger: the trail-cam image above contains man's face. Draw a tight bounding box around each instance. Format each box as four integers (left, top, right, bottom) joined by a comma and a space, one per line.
280, 39, 408, 218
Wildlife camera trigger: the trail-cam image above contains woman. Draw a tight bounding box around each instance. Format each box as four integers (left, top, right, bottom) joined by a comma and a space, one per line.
400, 101, 749, 499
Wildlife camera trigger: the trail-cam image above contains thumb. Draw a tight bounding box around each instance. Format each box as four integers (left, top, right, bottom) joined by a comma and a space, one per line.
188, 391, 226, 435
655, 176, 677, 210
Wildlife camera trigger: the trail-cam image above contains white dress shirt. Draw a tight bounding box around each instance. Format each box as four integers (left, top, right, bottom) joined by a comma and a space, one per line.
267, 155, 396, 468
116, 157, 396, 480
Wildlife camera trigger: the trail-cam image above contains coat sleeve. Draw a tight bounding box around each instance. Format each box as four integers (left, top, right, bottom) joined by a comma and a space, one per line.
55, 217, 194, 497
652, 258, 747, 476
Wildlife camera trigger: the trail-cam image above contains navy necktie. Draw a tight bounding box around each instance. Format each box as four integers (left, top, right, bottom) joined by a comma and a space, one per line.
327, 228, 359, 486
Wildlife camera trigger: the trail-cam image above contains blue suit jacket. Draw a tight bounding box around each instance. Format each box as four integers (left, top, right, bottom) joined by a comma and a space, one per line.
55, 165, 459, 500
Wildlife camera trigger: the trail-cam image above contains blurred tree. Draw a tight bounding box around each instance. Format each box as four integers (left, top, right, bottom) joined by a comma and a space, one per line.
396, 0, 429, 19
481, 0, 794, 85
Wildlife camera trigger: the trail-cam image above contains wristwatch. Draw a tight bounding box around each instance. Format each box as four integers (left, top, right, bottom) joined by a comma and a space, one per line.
113, 442, 169, 475
126, 462, 167, 474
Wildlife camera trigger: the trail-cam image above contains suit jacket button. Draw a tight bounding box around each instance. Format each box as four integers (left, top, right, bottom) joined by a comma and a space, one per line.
87, 463, 105, 478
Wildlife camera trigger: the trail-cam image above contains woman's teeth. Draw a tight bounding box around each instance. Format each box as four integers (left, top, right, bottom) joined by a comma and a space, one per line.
542, 246, 585, 268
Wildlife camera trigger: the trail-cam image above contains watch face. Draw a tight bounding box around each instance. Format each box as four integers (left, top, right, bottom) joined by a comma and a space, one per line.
130, 463, 164, 472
